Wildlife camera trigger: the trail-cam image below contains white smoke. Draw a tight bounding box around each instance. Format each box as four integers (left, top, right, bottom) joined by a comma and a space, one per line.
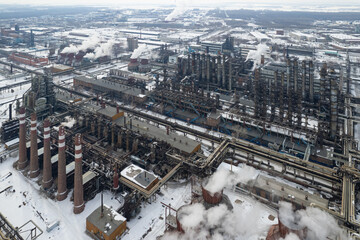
162, 201, 272, 240
84, 40, 115, 60
60, 116, 76, 129
165, 0, 189, 21
204, 164, 259, 194
178, 203, 206, 230
278, 201, 346, 240
61, 35, 103, 55
281, 233, 301, 240
130, 44, 149, 59
61, 44, 78, 54
77, 35, 101, 52
245, 44, 268, 69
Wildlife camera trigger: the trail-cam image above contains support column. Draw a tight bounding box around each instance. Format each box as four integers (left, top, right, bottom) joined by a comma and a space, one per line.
42, 119, 52, 189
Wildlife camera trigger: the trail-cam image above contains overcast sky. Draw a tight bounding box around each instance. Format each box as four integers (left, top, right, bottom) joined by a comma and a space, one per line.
1, 0, 360, 7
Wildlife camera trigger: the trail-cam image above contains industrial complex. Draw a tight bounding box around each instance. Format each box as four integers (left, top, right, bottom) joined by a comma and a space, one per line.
0, 3, 360, 240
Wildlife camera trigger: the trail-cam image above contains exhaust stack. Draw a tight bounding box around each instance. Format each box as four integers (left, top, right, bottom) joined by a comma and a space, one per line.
42, 119, 53, 189
73, 133, 85, 214
17, 107, 27, 170
57, 126, 67, 201
29, 112, 39, 178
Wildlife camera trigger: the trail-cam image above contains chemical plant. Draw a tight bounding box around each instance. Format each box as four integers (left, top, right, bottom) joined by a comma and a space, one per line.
0, 3, 360, 240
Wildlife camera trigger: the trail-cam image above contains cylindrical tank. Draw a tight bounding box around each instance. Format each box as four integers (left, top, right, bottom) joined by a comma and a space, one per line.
201, 179, 223, 205
113, 169, 119, 190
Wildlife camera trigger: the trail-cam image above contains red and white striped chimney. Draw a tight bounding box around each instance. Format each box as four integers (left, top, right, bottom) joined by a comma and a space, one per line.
57, 126, 67, 201
29, 112, 39, 178
73, 133, 85, 214
17, 107, 27, 170
42, 119, 52, 189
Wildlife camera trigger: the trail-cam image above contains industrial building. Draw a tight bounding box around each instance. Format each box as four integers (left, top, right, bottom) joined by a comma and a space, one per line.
1, 7, 360, 240
86, 204, 127, 240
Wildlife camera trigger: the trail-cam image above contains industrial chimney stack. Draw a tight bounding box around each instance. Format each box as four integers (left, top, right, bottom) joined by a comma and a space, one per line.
17, 107, 27, 170
42, 119, 53, 189
29, 112, 40, 178
57, 126, 67, 201
73, 133, 85, 214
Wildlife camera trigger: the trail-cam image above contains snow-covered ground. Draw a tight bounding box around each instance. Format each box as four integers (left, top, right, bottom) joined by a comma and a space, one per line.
0, 152, 192, 240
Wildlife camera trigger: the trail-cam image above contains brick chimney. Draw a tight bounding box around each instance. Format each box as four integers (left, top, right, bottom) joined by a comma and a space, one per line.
42, 119, 52, 189
73, 133, 85, 214
17, 107, 28, 170
29, 112, 39, 178
57, 126, 67, 201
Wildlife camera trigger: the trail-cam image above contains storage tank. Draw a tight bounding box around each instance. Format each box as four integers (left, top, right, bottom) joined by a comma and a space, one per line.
201, 179, 223, 205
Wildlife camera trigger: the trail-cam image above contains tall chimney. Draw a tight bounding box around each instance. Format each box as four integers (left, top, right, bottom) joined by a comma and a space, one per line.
29, 112, 39, 178
116, 105, 119, 114
42, 119, 52, 189
113, 169, 119, 190
17, 107, 27, 170
57, 126, 67, 201
73, 133, 85, 214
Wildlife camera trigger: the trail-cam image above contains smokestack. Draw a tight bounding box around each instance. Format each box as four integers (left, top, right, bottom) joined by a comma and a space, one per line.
57, 126, 67, 201
17, 107, 27, 170
73, 133, 85, 214
116, 105, 119, 114
261, 55, 265, 65
166, 126, 170, 135
126, 130, 130, 152
113, 169, 119, 190
9, 104, 12, 120
42, 119, 52, 189
29, 112, 39, 178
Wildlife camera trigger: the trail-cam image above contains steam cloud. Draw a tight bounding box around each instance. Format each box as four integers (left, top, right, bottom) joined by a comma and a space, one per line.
162, 201, 272, 240
165, 0, 188, 21
130, 44, 150, 59
61, 35, 100, 54
204, 164, 259, 194
245, 44, 268, 69
160, 164, 346, 240
84, 40, 115, 60
279, 201, 346, 240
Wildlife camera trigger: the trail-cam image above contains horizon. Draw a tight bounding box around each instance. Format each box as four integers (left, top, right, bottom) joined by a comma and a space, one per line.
1, 0, 360, 12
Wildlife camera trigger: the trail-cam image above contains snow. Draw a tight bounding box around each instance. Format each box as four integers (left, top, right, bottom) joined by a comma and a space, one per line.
0, 155, 123, 240
120, 164, 159, 189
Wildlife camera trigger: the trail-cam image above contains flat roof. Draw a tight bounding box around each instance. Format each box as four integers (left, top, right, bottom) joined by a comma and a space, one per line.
74, 76, 148, 98
86, 205, 126, 236
83, 171, 97, 185
254, 174, 328, 208
66, 161, 75, 174
114, 116, 200, 154
51, 154, 58, 164
121, 164, 158, 189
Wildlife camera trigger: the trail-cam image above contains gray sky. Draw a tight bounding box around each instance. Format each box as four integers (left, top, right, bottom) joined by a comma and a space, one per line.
1, 0, 360, 7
